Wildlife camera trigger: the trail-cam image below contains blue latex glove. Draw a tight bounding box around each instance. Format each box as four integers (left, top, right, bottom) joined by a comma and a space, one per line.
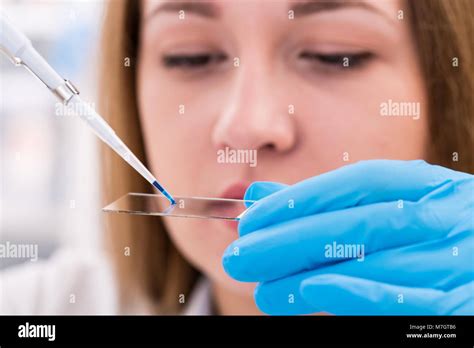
223, 160, 474, 315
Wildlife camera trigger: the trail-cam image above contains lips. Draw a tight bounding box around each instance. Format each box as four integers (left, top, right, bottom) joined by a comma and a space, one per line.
219, 182, 249, 200
209, 182, 250, 230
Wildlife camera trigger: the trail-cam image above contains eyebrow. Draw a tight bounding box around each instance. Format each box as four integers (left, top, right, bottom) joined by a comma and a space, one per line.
290, 1, 392, 22
145, 1, 219, 21
145, 0, 392, 24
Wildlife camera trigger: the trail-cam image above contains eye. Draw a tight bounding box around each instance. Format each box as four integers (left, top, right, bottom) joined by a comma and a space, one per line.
162, 52, 227, 69
299, 51, 374, 69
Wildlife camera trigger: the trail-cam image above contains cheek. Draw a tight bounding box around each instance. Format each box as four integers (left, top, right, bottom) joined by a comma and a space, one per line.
165, 218, 225, 250
292, 65, 428, 163
162, 217, 238, 279
137, 67, 211, 195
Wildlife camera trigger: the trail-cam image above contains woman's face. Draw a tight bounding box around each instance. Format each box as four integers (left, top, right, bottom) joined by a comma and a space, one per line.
137, 0, 427, 298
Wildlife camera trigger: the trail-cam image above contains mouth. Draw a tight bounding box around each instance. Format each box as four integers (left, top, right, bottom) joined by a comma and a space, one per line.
218, 182, 249, 200
208, 181, 250, 230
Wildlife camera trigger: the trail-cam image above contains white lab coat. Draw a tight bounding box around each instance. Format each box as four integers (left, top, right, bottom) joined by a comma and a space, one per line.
0, 248, 212, 315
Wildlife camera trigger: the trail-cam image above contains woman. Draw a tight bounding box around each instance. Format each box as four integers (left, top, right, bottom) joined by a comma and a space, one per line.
100, 0, 473, 315
1, 0, 472, 315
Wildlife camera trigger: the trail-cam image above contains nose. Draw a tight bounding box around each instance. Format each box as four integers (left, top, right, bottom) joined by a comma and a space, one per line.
211, 63, 296, 153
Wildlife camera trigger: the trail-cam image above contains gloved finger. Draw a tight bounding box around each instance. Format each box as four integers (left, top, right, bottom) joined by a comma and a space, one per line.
299, 230, 474, 291
299, 275, 474, 315
225, 180, 465, 282
254, 271, 474, 315
239, 159, 471, 235
243, 182, 288, 208
249, 230, 473, 315
439, 282, 474, 315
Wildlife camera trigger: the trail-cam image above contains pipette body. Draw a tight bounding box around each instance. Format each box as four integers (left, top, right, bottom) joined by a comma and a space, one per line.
0, 11, 176, 205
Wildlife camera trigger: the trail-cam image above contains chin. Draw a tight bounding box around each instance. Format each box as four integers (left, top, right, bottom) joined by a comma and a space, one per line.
165, 217, 257, 296
204, 259, 257, 301
215, 265, 258, 296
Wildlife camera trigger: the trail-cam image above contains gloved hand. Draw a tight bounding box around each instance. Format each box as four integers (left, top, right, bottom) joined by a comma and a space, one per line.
223, 160, 474, 315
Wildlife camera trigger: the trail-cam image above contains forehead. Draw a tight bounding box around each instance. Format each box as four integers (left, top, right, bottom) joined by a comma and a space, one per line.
141, 0, 401, 20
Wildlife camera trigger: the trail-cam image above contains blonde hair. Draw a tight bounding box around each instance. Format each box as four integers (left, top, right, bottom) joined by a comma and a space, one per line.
99, 1, 198, 314
408, 0, 473, 170
99, 0, 474, 314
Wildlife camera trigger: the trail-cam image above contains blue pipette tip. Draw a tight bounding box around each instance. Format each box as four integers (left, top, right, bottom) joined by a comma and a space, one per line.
152, 180, 176, 205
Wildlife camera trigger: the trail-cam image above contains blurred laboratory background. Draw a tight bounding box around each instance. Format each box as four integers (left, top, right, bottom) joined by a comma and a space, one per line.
0, 0, 105, 268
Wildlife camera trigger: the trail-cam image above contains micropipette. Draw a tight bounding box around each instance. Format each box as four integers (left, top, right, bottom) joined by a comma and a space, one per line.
0, 11, 176, 205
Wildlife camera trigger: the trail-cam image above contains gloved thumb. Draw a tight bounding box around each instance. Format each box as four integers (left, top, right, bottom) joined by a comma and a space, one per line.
243, 181, 288, 207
